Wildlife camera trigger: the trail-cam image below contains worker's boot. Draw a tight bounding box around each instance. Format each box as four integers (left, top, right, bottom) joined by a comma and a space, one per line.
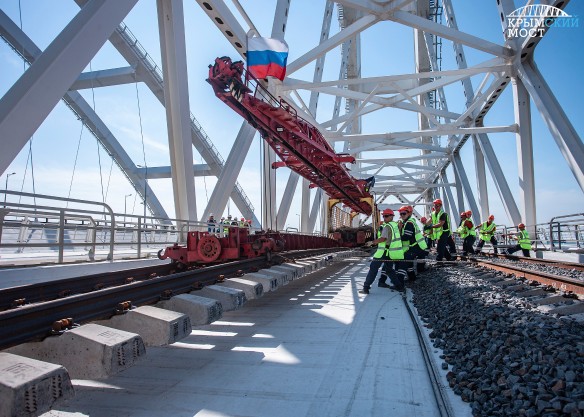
407, 269, 416, 281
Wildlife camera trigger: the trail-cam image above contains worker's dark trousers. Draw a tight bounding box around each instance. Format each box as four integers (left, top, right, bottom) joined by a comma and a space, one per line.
436, 233, 453, 261
476, 237, 498, 254
447, 234, 457, 254
462, 236, 476, 256
404, 246, 429, 278
393, 262, 407, 289
362, 258, 393, 289
506, 245, 530, 257
425, 237, 433, 249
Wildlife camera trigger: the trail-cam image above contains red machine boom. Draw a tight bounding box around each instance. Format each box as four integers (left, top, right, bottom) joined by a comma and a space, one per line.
207, 57, 374, 216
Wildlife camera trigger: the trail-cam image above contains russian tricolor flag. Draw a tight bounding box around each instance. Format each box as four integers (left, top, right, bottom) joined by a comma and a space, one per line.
247, 37, 289, 81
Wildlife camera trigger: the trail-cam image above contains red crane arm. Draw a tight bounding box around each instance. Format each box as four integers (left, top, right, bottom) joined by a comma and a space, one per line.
207, 57, 373, 215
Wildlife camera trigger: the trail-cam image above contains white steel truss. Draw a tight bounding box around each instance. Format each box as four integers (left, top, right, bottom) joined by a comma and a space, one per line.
0, 0, 581, 231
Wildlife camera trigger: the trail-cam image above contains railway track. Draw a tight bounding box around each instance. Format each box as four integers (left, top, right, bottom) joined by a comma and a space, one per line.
4, 250, 582, 416
479, 252, 584, 272
0, 248, 343, 350
463, 253, 584, 297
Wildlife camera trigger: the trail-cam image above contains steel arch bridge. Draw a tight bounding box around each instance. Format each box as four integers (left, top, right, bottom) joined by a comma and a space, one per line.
0, 0, 582, 234
507, 4, 571, 18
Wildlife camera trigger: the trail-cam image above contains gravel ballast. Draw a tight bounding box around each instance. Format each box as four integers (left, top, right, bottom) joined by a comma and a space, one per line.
410, 266, 584, 417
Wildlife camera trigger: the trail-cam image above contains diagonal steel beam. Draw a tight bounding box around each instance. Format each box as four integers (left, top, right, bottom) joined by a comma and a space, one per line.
517, 58, 584, 192
0, 7, 170, 220
0, 0, 139, 173
287, 14, 377, 75
391, 10, 512, 57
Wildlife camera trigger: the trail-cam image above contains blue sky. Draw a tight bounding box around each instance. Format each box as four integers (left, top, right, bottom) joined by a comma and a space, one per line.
0, 1, 582, 229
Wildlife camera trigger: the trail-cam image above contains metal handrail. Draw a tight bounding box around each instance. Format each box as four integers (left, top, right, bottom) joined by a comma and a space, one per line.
0, 190, 264, 266
548, 213, 584, 252
490, 214, 584, 252
1, 190, 115, 261
454, 216, 584, 253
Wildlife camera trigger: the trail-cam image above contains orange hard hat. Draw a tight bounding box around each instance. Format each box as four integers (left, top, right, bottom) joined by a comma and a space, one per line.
465, 210, 472, 217
433, 199, 442, 205
488, 214, 495, 220
460, 211, 467, 217
518, 223, 525, 229
421, 216, 427, 223
382, 208, 394, 216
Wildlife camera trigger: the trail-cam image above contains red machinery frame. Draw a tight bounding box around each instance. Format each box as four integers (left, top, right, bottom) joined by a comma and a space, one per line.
157, 226, 340, 267
158, 226, 283, 266
207, 57, 374, 216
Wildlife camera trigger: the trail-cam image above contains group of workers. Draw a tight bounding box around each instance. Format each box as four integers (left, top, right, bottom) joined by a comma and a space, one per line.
207, 214, 252, 234
360, 205, 428, 294
423, 199, 532, 258
360, 199, 533, 294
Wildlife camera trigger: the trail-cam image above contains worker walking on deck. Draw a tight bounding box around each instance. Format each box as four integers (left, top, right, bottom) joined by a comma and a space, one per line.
429, 199, 453, 265
504, 223, 532, 257
475, 215, 498, 254
359, 209, 404, 294
398, 205, 428, 280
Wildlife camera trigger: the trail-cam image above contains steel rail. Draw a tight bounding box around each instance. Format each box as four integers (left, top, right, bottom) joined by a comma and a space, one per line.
470, 259, 584, 296
480, 252, 584, 272
0, 258, 261, 350
402, 292, 456, 417
0, 264, 175, 312
0, 248, 344, 312
0, 248, 346, 350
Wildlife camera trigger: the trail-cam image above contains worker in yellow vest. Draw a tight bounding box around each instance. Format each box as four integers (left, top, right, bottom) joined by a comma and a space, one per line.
456, 211, 476, 256
475, 214, 498, 254
429, 199, 453, 264
359, 209, 404, 294
504, 223, 532, 257
398, 205, 428, 280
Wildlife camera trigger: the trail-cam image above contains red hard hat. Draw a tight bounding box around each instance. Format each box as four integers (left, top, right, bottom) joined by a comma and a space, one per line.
398, 205, 412, 214
460, 211, 467, 217
488, 214, 495, 220
433, 199, 442, 205
421, 216, 427, 223
465, 210, 472, 217
382, 208, 394, 216
518, 223, 525, 229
